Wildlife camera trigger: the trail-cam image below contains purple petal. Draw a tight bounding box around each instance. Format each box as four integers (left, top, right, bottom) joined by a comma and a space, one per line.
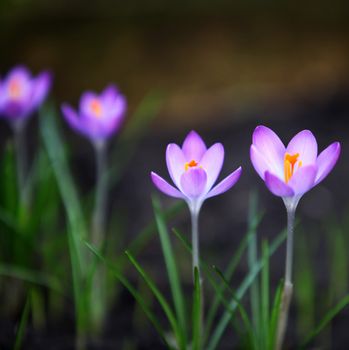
250, 144, 269, 180
265, 171, 294, 197
61, 103, 84, 134
166, 143, 186, 188
286, 130, 317, 166
101, 84, 119, 103
182, 130, 207, 161
79, 91, 99, 118
252, 126, 285, 178
315, 142, 341, 185
288, 165, 317, 195
180, 167, 207, 199
206, 167, 242, 199
199, 143, 224, 192
31, 71, 52, 108
151, 172, 183, 199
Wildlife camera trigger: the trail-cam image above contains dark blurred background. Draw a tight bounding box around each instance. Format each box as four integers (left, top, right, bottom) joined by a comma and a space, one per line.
1, 0, 349, 348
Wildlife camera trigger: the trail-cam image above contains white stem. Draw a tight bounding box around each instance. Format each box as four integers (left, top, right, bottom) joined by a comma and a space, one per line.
13, 121, 28, 207
275, 205, 296, 350
91, 141, 108, 246
191, 208, 200, 280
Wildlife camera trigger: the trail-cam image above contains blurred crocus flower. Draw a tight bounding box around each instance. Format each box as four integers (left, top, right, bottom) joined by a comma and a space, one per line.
250, 125, 341, 210
0, 66, 52, 126
61, 85, 126, 146
151, 131, 242, 213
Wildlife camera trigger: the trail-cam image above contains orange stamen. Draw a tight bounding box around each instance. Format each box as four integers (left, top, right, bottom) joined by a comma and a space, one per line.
8, 79, 22, 99
284, 153, 300, 183
185, 159, 198, 171
90, 99, 102, 118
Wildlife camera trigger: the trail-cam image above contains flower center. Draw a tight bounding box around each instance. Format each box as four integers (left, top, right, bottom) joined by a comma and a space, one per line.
284, 153, 302, 183
90, 99, 103, 118
184, 159, 198, 171
8, 79, 22, 99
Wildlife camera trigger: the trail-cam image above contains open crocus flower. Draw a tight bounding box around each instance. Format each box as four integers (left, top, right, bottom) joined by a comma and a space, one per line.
151, 131, 242, 213
61, 85, 126, 145
250, 125, 341, 209
0, 66, 52, 124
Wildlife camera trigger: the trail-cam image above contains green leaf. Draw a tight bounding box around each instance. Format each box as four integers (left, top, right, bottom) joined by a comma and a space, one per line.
14, 294, 31, 350
269, 279, 284, 350
84, 242, 172, 348
261, 240, 270, 350
0, 264, 63, 294
152, 196, 187, 347
40, 105, 88, 333
192, 267, 202, 350
301, 294, 349, 348
125, 250, 183, 348
206, 229, 286, 350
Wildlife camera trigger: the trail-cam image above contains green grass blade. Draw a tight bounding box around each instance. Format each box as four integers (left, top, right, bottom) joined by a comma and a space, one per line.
152, 196, 187, 346
212, 266, 256, 349
206, 229, 286, 350
115, 201, 185, 269
14, 294, 31, 350
269, 279, 284, 350
40, 105, 88, 334
205, 209, 263, 337
261, 240, 270, 350
192, 267, 202, 350
301, 294, 349, 348
0, 264, 63, 294
84, 242, 172, 348
125, 250, 182, 348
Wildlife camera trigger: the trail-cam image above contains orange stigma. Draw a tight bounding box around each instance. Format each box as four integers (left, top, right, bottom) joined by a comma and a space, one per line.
284, 153, 301, 183
185, 159, 198, 171
8, 79, 22, 99
90, 99, 102, 117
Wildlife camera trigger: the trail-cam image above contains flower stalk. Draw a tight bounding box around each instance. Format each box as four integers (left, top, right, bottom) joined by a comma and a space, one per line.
13, 121, 28, 208
275, 204, 296, 350
92, 141, 108, 246
190, 206, 200, 281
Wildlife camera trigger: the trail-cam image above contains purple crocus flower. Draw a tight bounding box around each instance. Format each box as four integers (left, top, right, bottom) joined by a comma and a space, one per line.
250, 125, 341, 350
0, 65, 52, 125
250, 125, 341, 209
151, 131, 242, 277
151, 130, 242, 213
61, 85, 126, 145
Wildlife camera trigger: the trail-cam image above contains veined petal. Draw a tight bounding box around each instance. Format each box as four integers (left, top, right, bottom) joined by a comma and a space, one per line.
166, 143, 186, 188
182, 130, 207, 161
199, 143, 224, 192
265, 171, 294, 197
315, 142, 341, 185
206, 167, 242, 199
180, 167, 207, 199
252, 125, 285, 178
288, 165, 317, 195
151, 172, 183, 198
286, 130, 317, 166
250, 144, 270, 180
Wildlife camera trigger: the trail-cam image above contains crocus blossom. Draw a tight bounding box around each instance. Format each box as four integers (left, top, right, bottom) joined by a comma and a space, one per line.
0, 66, 52, 124
61, 85, 127, 145
250, 125, 340, 209
151, 130, 242, 212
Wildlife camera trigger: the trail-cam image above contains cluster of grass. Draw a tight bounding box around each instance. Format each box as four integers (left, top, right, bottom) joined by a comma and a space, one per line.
0, 99, 348, 349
